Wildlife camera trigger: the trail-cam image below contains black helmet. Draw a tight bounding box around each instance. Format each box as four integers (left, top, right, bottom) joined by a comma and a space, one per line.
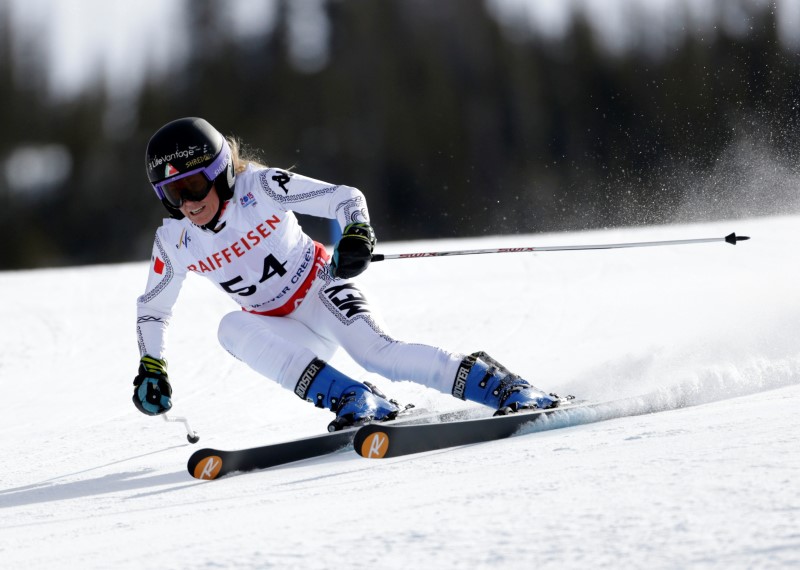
145, 117, 235, 219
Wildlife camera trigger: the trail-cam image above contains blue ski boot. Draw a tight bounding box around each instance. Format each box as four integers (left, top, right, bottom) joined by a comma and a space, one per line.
295, 358, 400, 431
452, 351, 558, 414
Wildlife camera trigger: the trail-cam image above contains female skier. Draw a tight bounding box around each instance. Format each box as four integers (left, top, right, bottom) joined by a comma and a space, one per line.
133, 117, 559, 429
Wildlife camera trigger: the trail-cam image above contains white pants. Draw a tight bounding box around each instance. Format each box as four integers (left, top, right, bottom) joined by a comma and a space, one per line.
218, 275, 463, 397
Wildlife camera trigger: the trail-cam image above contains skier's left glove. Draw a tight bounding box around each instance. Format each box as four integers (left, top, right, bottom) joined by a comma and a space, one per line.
331, 222, 376, 279
132, 355, 173, 416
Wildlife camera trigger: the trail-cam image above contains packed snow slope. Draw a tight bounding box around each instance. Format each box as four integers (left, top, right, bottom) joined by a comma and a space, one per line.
1, 215, 798, 570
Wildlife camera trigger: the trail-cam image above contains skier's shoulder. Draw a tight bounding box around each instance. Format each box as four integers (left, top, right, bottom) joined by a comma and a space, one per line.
233, 163, 276, 196
151, 217, 193, 254
155, 217, 185, 238
243, 164, 337, 197
235, 162, 265, 182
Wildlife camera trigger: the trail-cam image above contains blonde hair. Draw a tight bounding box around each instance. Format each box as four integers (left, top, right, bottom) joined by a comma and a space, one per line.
227, 136, 268, 174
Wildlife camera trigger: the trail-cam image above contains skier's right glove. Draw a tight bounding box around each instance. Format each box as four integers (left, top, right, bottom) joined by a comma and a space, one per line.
132, 355, 173, 416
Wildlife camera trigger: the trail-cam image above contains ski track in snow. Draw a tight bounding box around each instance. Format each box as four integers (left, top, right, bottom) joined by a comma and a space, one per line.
1, 215, 798, 569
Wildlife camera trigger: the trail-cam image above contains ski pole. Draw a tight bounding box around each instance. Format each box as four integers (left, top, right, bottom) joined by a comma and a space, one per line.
163, 413, 200, 444
371, 232, 749, 262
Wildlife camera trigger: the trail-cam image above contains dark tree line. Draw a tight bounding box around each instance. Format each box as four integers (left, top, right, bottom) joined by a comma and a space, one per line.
1, 0, 798, 269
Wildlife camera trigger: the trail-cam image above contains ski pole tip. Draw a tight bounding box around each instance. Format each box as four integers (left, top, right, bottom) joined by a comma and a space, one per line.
725, 232, 750, 245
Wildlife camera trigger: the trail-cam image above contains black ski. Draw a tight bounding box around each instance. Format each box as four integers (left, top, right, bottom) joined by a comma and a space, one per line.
187, 408, 472, 480
353, 401, 590, 459
188, 429, 356, 480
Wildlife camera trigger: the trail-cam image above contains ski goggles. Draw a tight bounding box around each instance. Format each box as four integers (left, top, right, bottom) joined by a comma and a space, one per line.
152, 140, 231, 208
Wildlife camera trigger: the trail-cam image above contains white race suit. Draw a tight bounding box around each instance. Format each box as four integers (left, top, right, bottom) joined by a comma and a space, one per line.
136, 165, 463, 399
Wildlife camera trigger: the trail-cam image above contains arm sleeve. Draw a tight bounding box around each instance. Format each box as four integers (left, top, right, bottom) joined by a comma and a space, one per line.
256, 168, 370, 231
136, 230, 187, 359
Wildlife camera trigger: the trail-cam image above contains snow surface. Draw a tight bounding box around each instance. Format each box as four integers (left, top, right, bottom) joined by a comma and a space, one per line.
1, 216, 798, 569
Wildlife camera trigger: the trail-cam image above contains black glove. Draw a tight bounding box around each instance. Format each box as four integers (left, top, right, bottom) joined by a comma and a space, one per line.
331, 222, 376, 279
132, 355, 173, 416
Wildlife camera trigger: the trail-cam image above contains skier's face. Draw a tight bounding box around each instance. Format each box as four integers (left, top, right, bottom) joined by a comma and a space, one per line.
179, 184, 220, 226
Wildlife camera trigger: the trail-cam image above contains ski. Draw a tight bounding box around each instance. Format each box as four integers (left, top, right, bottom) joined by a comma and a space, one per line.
353, 400, 590, 459
187, 408, 473, 480
188, 429, 355, 480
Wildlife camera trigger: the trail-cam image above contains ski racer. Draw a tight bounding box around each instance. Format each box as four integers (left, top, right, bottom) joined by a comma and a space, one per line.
134, 117, 560, 429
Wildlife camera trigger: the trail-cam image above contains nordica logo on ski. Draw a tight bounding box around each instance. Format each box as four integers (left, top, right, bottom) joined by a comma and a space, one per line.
323, 284, 370, 319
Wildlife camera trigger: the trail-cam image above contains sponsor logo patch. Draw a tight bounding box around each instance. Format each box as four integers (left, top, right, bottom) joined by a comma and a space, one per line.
272, 171, 292, 194
185, 154, 213, 169
153, 256, 165, 275
295, 358, 324, 399
148, 145, 202, 171
240, 191, 257, 208
361, 432, 390, 459
194, 456, 223, 480
323, 284, 370, 319
452, 360, 473, 400
176, 228, 191, 250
